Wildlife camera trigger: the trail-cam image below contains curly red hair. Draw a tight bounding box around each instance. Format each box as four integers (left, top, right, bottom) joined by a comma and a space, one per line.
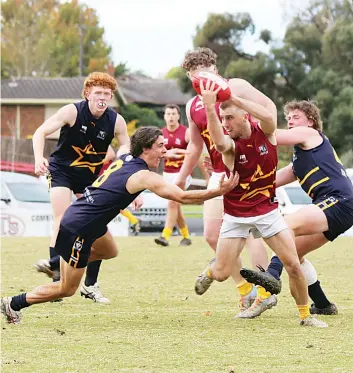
82, 72, 117, 98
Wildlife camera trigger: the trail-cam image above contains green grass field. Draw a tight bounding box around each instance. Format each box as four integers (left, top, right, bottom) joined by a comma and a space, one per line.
1, 236, 353, 373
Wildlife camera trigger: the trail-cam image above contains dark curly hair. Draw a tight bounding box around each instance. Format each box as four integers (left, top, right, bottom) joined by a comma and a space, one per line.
131, 126, 163, 157
284, 100, 323, 131
182, 47, 217, 71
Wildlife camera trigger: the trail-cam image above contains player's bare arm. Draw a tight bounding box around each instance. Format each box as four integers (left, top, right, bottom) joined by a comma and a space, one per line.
114, 114, 130, 156
276, 127, 322, 149
200, 80, 235, 170
128, 170, 239, 204
228, 78, 277, 122
276, 164, 296, 188
230, 95, 277, 136
176, 99, 204, 185
32, 103, 78, 175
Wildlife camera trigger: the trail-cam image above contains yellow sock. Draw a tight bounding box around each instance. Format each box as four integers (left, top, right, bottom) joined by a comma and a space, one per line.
180, 226, 190, 239
236, 280, 253, 296
161, 227, 173, 240
257, 286, 271, 300
297, 304, 310, 320
120, 209, 138, 225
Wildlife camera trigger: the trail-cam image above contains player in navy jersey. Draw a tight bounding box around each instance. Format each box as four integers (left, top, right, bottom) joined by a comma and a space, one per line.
32, 72, 133, 304
241, 100, 353, 316
1, 126, 239, 324
195, 83, 327, 327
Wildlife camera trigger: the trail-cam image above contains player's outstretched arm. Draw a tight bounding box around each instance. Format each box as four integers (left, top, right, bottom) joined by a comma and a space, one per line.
130, 170, 239, 205
276, 127, 318, 147
276, 164, 296, 188
32, 103, 77, 175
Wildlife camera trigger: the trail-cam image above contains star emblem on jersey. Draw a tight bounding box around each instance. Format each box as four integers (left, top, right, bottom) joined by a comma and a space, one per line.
70, 144, 106, 173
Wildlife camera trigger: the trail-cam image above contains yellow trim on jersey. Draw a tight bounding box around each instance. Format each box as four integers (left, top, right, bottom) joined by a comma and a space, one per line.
299, 166, 319, 186
307, 177, 330, 196
333, 148, 343, 165
315, 198, 339, 211
68, 236, 83, 268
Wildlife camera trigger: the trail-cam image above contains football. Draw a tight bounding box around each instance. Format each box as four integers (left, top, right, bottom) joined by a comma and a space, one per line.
191, 71, 231, 102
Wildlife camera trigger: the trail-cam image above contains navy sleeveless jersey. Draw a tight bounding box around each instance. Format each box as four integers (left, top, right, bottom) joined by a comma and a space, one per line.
292, 132, 353, 201
61, 154, 149, 236
49, 100, 117, 183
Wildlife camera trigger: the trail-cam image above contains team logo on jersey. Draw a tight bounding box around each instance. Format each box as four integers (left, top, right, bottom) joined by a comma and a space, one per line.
239, 154, 248, 164
70, 143, 106, 173
164, 138, 168, 144
74, 239, 83, 251
80, 125, 87, 134
97, 131, 106, 140
175, 138, 181, 145
258, 144, 268, 155
125, 155, 133, 162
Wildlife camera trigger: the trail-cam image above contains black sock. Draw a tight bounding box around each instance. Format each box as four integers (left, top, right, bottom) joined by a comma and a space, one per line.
84, 260, 102, 287
308, 280, 331, 309
49, 254, 60, 271
267, 256, 283, 280
10, 293, 30, 311
49, 246, 60, 282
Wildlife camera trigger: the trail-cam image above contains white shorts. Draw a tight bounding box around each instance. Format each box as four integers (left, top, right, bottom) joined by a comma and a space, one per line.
207, 172, 227, 200
163, 172, 191, 190
220, 208, 288, 239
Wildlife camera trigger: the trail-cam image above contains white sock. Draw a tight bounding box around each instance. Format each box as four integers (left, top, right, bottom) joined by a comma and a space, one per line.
300, 258, 318, 286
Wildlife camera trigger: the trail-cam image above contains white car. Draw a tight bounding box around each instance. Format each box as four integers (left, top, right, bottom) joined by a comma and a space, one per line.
1, 171, 53, 236
132, 190, 167, 230
0, 171, 128, 237
276, 181, 312, 216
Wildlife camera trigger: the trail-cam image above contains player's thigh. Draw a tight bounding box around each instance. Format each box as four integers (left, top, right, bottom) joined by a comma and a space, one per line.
294, 233, 328, 260
50, 187, 72, 219
285, 204, 328, 236
92, 229, 118, 258
264, 229, 298, 266
203, 197, 223, 220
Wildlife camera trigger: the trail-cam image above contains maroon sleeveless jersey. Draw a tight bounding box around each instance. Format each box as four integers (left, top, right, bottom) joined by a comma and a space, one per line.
190, 96, 225, 172
162, 124, 188, 173
224, 121, 278, 217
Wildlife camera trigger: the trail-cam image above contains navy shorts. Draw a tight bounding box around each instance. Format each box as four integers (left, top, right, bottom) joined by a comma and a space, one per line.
47, 165, 96, 195
315, 197, 353, 241
55, 224, 107, 268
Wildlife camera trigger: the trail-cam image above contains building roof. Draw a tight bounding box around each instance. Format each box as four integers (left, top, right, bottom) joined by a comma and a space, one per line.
1, 75, 192, 106
1, 77, 85, 100
117, 75, 192, 105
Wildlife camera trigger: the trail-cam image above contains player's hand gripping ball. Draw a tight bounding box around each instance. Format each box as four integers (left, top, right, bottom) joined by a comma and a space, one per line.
191, 71, 231, 102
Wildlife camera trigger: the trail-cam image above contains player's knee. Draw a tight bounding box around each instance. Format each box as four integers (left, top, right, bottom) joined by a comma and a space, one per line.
283, 259, 302, 279
204, 233, 217, 251
212, 265, 230, 282
59, 284, 79, 298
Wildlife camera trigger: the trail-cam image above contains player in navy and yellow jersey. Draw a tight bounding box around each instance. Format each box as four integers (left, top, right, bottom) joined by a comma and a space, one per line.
241, 100, 353, 316
195, 82, 327, 327
1, 126, 239, 324
101, 145, 141, 236
32, 72, 132, 304
155, 104, 192, 247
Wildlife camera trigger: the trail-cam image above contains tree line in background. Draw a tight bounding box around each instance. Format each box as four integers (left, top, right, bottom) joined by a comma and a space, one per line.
2, 0, 352, 165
